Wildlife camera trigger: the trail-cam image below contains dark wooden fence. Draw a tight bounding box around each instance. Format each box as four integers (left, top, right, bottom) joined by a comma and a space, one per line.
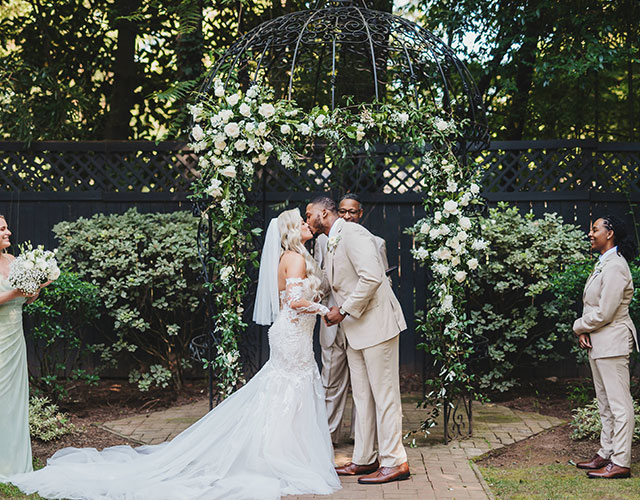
2, 139, 640, 374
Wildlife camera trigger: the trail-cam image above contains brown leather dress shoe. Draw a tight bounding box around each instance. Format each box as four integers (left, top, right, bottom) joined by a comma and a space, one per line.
576, 454, 611, 470
335, 460, 379, 476
358, 462, 410, 484
587, 462, 631, 479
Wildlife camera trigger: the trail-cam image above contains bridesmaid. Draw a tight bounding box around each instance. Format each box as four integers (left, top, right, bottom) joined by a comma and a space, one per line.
0, 215, 41, 478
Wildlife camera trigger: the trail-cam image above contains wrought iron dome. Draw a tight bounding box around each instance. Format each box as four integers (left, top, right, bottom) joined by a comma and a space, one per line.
200, 0, 488, 148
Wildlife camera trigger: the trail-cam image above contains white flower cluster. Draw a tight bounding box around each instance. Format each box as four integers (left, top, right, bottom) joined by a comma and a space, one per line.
8, 243, 60, 295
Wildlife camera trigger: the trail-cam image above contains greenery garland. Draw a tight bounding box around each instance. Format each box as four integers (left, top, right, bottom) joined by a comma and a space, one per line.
188, 81, 487, 419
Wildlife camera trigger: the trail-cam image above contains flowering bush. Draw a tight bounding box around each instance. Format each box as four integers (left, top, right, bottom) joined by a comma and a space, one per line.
9, 242, 60, 294
468, 203, 587, 391
188, 81, 473, 398
53, 209, 203, 393
570, 398, 640, 442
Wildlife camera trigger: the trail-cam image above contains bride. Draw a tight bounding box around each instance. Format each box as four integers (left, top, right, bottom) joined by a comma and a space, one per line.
9, 208, 341, 500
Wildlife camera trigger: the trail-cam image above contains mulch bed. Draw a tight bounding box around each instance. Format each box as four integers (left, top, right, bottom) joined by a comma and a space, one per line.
31, 379, 208, 465
477, 377, 640, 468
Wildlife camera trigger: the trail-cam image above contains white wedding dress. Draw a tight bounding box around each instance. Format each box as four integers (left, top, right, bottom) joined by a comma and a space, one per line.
10, 278, 340, 500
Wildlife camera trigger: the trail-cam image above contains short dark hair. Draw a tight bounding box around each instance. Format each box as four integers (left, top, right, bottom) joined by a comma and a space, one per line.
340, 193, 362, 207
310, 196, 338, 214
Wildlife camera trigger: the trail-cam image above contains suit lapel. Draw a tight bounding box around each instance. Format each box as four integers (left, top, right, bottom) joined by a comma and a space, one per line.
583, 252, 617, 298
327, 222, 344, 285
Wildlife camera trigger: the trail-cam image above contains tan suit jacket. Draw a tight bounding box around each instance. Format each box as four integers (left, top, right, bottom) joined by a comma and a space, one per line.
316, 231, 392, 348
326, 221, 406, 350
573, 251, 638, 359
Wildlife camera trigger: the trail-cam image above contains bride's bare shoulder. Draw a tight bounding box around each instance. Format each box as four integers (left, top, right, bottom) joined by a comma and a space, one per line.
280, 251, 306, 275
280, 250, 304, 265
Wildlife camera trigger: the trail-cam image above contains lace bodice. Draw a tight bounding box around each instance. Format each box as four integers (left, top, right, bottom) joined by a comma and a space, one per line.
268, 278, 328, 377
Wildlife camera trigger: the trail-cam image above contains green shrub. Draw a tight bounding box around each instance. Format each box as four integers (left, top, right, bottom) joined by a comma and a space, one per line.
469, 203, 588, 391
570, 398, 640, 442
53, 208, 204, 392
24, 271, 101, 401
29, 396, 76, 441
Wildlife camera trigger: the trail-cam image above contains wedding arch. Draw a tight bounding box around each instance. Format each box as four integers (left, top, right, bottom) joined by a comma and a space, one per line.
188, 0, 489, 439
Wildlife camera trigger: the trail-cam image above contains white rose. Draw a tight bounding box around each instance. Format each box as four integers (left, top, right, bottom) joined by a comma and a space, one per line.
434, 211, 442, 222
263, 141, 274, 153
214, 86, 225, 97
438, 224, 451, 236
206, 178, 223, 198
459, 216, 472, 230
234, 140, 247, 151
414, 247, 429, 260
467, 258, 479, 270
429, 227, 440, 239
356, 130, 365, 141
224, 122, 240, 138
258, 154, 268, 165
447, 180, 458, 192
443, 200, 458, 215
457, 230, 468, 241
435, 264, 450, 276
315, 114, 326, 127
48, 265, 61, 280
219, 266, 233, 283
442, 161, 454, 173
420, 222, 430, 234
219, 109, 233, 122
438, 247, 452, 261
258, 103, 275, 119
470, 183, 480, 195
256, 122, 267, 136
220, 165, 237, 178
441, 294, 454, 312
280, 124, 291, 135
298, 123, 311, 135
191, 124, 204, 141
239, 103, 251, 117
454, 270, 467, 283
226, 93, 240, 106
451, 256, 460, 267
460, 192, 472, 207
245, 122, 256, 133
189, 104, 203, 122
214, 137, 227, 150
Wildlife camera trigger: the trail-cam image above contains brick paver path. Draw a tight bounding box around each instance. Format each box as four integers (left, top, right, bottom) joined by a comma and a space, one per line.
101, 394, 563, 500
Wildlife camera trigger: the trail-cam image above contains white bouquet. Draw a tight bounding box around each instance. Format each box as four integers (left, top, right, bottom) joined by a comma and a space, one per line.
8, 243, 61, 295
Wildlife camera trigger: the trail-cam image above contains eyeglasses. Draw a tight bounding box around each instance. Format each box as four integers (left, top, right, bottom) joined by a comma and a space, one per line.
338, 209, 361, 216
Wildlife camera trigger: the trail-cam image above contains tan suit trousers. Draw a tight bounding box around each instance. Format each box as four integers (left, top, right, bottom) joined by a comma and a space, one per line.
346, 335, 407, 467
320, 326, 356, 442
590, 344, 635, 468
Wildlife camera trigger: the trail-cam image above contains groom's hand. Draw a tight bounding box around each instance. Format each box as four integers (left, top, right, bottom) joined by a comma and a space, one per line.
324, 306, 346, 326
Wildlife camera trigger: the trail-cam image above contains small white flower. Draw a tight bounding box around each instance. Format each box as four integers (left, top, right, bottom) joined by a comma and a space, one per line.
258, 154, 268, 165
256, 122, 267, 136
435, 264, 450, 277
442, 161, 454, 173
315, 114, 326, 127
467, 258, 479, 270
414, 247, 429, 260
429, 228, 440, 240
220, 165, 237, 178
214, 137, 227, 151
443, 200, 459, 215
327, 236, 342, 252
447, 180, 458, 192
419, 222, 430, 234
441, 294, 454, 312
459, 216, 472, 230
280, 124, 291, 135
471, 239, 488, 251
220, 266, 233, 284
191, 124, 205, 141
457, 230, 469, 241
245, 122, 256, 133
454, 270, 467, 283
226, 93, 240, 106
189, 104, 203, 122
214, 86, 225, 98
206, 178, 223, 198
460, 192, 472, 207
434, 118, 448, 131
438, 225, 451, 236
224, 122, 240, 138
451, 256, 460, 267
263, 141, 274, 153
258, 103, 275, 119
298, 123, 311, 135
246, 86, 258, 98
234, 140, 247, 151
470, 183, 480, 195
239, 103, 251, 117
219, 109, 233, 122
434, 211, 442, 223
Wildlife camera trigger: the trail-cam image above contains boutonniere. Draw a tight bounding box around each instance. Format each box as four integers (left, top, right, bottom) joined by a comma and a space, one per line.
593, 260, 604, 276
327, 235, 342, 253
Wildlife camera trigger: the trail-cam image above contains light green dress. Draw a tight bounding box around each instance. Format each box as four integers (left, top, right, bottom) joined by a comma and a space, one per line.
0, 276, 32, 478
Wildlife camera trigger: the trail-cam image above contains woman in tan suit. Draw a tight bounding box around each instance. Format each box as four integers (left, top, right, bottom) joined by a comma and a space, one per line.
574, 215, 638, 479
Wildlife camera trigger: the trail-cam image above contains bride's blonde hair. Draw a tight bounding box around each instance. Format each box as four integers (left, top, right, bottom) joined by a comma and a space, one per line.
277, 208, 324, 300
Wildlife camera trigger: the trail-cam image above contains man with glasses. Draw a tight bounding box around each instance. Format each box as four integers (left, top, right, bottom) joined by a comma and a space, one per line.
312, 194, 391, 444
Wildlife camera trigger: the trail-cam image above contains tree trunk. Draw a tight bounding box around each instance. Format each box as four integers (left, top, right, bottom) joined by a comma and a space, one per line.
104, 0, 142, 140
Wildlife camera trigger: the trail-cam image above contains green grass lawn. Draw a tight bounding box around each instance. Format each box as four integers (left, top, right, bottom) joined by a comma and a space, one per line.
480, 463, 640, 500
0, 481, 43, 499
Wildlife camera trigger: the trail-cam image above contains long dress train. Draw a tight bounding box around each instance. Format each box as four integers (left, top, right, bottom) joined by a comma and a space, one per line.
10, 277, 340, 499
0, 276, 32, 478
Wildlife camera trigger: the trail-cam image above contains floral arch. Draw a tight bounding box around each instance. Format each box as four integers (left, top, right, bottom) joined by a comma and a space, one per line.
188, 0, 489, 434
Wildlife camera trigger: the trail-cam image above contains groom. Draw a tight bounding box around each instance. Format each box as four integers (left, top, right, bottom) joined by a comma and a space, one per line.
306, 196, 409, 484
